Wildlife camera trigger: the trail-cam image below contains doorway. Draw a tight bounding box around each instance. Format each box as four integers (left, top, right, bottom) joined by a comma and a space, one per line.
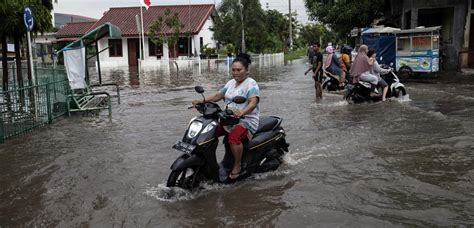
127, 38, 139, 66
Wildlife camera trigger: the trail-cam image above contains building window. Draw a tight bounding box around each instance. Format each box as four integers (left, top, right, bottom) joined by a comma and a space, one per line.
108, 39, 122, 57
397, 37, 410, 53
177, 37, 190, 56
200, 37, 203, 51
148, 39, 163, 57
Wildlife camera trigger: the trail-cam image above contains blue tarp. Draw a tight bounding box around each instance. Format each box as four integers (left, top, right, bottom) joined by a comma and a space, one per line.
362, 35, 396, 67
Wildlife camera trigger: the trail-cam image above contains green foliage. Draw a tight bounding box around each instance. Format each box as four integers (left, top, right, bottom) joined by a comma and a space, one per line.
201, 43, 216, 56
1, 0, 54, 90
298, 23, 336, 47
148, 8, 185, 58
224, 43, 235, 55
212, 0, 300, 54
304, 0, 384, 38
0, 0, 53, 36
284, 48, 306, 61
211, 0, 244, 51
264, 9, 289, 52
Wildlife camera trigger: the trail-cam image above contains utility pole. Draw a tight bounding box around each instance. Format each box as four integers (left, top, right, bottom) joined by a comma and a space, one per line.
288, 0, 293, 51
239, 0, 245, 53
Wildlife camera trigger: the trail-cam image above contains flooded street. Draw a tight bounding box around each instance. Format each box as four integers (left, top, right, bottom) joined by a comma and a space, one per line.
1, 61, 473, 227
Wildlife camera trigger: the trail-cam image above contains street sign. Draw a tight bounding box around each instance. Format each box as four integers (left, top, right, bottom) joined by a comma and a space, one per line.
350, 28, 359, 37
23, 7, 34, 32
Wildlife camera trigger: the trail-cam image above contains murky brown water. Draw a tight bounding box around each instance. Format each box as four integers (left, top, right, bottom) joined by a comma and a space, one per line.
1, 61, 473, 227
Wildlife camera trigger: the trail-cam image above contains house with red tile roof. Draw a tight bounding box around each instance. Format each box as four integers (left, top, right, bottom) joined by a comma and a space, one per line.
56, 4, 217, 67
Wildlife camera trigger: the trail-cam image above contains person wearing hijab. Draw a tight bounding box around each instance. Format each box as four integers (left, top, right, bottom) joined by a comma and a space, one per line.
323, 46, 342, 80
349, 45, 378, 93
367, 48, 391, 101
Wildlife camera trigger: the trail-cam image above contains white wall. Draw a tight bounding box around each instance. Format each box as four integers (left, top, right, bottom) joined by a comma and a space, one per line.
96, 15, 215, 67
97, 37, 128, 67
194, 17, 216, 55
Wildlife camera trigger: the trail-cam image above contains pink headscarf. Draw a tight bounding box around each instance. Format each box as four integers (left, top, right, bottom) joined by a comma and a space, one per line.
349, 45, 371, 83
324, 46, 334, 70
325, 46, 334, 54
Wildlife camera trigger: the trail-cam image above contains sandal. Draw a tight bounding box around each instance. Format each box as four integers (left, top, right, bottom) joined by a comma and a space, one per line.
228, 172, 240, 180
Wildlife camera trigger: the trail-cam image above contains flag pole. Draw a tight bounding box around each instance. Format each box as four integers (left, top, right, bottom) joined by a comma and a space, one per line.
136, 13, 142, 77
140, 5, 146, 68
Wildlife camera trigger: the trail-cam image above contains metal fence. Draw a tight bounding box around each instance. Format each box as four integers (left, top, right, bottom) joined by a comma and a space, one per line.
0, 65, 69, 143
158, 53, 285, 75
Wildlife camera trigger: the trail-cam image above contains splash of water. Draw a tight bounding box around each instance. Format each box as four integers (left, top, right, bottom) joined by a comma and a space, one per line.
393, 94, 411, 103
144, 182, 230, 202
312, 100, 349, 108
455, 95, 474, 101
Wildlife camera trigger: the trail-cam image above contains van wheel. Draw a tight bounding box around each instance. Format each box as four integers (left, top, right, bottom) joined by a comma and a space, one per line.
398, 66, 412, 79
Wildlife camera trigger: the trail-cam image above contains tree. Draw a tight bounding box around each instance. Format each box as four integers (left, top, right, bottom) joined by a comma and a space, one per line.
264, 9, 288, 52
304, 0, 385, 38
242, 0, 267, 53
212, 0, 268, 53
298, 23, 334, 47
148, 8, 184, 58
0, 0, 53, 91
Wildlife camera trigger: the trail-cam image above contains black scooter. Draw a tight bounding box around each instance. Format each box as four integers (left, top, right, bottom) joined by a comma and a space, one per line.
167, 86, 289, 190
322, 72, 347, 92
344, 66, 407, 104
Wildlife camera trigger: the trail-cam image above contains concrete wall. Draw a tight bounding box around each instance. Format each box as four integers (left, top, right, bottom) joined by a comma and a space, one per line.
460, 0, 474, 68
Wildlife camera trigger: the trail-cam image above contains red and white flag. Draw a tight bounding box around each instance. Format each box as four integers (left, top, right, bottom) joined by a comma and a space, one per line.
140, 0, 151, 9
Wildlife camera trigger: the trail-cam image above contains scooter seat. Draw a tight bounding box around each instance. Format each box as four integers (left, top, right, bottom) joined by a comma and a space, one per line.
254, 116, 281, 134
243, 116, 282, 150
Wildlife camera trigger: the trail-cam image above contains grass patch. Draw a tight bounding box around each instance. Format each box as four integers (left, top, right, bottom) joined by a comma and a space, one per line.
284, 49, 306, 61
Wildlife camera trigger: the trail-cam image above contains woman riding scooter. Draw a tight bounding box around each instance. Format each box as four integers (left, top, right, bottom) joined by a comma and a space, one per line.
192, 53, 259, 180
367, 48, 391, 101
349, 45, 378, 96
324, 46, 344, 86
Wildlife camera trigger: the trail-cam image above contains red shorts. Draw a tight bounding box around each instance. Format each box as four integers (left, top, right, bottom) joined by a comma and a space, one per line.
216, 124, 248, 145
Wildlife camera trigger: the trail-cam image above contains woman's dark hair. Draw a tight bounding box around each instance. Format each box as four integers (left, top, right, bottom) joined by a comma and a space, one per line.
367, 48, 376, 58
233, 53, 252, 69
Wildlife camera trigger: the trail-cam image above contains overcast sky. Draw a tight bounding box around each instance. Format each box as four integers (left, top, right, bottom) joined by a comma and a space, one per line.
53, 0, 311, 24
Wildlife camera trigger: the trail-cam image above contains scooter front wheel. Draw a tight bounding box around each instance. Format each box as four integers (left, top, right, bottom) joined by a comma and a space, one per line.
393, 87, 407, 98
166, 167, 200, 189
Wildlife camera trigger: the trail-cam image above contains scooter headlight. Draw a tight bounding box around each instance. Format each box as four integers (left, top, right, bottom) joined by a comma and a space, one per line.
187, 121, 203, 138
201, 121, 217, 134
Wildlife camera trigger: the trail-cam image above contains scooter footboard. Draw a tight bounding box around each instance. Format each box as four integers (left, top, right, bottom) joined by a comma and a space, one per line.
170, 154, 203, 171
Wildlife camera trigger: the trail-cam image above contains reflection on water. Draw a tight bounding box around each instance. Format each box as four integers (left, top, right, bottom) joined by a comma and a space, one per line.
0, 62, 473, 226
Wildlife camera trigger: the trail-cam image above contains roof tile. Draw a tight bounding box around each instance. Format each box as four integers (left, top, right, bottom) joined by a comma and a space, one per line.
58, 4, 215, 37
56, 21, 97, 37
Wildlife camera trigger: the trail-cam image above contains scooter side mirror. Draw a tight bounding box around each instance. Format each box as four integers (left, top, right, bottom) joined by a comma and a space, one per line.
232, 96, 247, 104
194, 86, 205, 94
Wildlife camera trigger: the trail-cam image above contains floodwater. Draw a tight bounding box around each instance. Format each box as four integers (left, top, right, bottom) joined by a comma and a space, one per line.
1, 61, 473, 227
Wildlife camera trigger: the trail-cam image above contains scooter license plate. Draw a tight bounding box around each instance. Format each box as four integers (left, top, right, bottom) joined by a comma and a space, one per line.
173, 141, 196, 154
